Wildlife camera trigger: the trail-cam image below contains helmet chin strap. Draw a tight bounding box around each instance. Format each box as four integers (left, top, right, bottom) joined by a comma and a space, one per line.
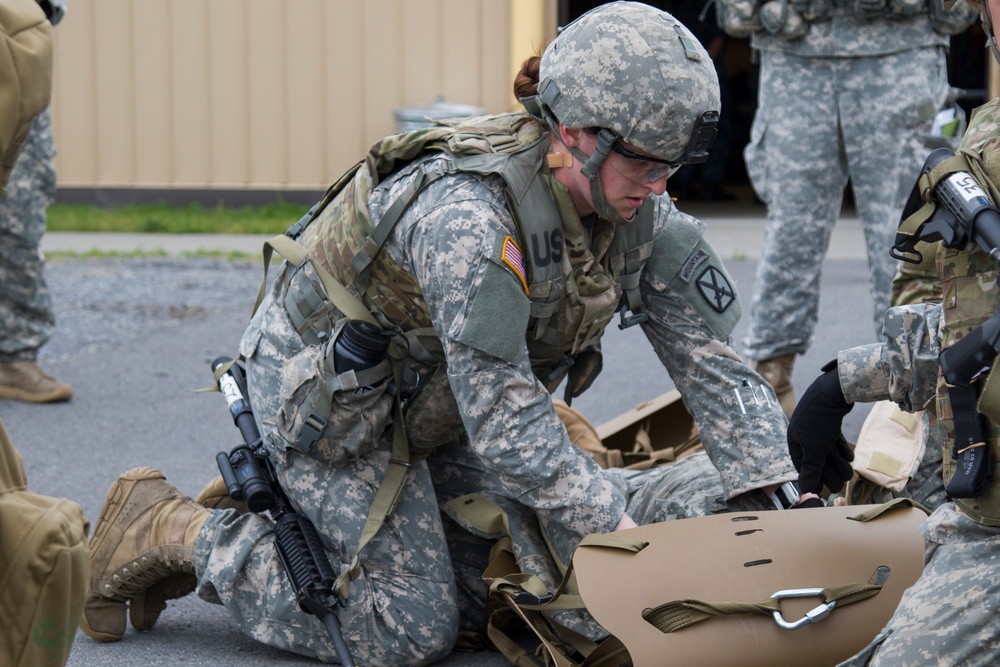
984, 2, 1000, 65
528, 98, 637, 226
570, 128, 635, 226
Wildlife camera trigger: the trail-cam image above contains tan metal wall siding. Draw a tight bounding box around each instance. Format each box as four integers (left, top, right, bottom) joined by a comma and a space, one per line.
50, 0, 533, 192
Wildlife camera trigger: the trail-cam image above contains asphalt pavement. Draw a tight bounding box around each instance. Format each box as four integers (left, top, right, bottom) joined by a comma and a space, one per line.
2, 202, 879, 666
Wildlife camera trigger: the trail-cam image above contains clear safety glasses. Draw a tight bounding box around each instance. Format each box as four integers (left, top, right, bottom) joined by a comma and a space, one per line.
606, 140, 682, 184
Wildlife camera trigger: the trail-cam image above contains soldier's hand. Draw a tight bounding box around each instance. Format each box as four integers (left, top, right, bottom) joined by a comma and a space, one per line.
786, 361, 855, 495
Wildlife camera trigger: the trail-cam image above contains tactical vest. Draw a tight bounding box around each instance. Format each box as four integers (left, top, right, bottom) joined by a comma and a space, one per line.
288, 112, 654, 451
908, 99, 1000, 526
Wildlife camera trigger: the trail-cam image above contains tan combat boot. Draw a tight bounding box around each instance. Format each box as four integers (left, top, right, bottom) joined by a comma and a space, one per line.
80, 467, 208, 642
126, 475, 251, 632
752, 354, 797, 419
127, 475, 251, 632
0, 359, 73, 403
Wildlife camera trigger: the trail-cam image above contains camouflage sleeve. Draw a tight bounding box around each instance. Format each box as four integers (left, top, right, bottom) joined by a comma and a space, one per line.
399, 173, 627, 537
837, 302, 943, 412
638, 203, 797, 499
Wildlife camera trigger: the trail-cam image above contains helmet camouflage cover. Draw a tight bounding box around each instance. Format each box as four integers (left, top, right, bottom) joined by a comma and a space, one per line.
537, 1, 721, 164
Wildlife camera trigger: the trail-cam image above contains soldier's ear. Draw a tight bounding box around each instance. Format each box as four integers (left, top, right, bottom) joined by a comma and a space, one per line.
558, 124, 585, 149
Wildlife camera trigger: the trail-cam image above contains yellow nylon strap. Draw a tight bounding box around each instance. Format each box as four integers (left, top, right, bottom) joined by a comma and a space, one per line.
641, 582, 883, 634
481, 529, 646, 666
895, 153, 977, 254
847, 497, 931, 522
255, 234, 378, 326
334, 392, 411, 600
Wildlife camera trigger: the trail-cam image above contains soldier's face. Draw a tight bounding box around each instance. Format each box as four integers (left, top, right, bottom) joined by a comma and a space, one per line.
553, 127, 670, 221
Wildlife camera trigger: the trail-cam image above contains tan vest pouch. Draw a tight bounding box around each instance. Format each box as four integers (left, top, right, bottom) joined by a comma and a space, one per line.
851, 400, 926, 493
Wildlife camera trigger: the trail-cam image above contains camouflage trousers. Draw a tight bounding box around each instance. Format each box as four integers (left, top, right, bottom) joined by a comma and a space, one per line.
0, 109, 56, 362
193, 438, 745, 663
838, 503, 1000, 667
743, 47, 949, 361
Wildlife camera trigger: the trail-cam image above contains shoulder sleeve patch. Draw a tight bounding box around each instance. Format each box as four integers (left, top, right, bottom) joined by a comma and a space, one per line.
679, 248, 710, 283
455, 233, 531, 363
500, 236, 529, 295
694, 264, 736, 313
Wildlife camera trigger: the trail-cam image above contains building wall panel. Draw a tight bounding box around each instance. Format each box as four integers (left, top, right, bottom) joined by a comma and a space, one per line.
49, 0, 554, 193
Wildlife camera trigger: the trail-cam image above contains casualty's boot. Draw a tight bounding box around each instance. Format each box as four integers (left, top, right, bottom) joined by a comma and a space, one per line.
80, 467, 208, 642
0, 359, 73, 403
194, 474, 249, 513
752, 354, 796, 419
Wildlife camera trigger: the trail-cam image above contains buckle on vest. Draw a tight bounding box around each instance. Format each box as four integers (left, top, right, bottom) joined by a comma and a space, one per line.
513, 591, 554, 606
296, 413, 328, 450
618, 303, 648, 330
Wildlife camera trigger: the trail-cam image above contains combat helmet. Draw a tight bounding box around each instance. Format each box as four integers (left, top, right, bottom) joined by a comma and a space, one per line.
522, 1, 720, 224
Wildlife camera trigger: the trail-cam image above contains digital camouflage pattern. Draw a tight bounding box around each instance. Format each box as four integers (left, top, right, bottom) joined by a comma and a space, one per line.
743, 43, 950, 361
890, 240, 946, 511
835, 505, 1000, 667
536, 1, 719, 163
750, 2, 950, 56
0, 108, 56, 362
197, 157, 795, 665
834, 99, 1000, 665
839, 238, 947, 509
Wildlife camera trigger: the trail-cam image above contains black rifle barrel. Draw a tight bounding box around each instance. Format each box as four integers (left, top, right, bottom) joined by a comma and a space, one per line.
211, 357, 356, 666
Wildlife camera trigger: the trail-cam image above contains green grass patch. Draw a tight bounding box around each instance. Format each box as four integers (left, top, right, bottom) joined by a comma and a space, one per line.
46, 248, 259, 261
47, 200, 307, 234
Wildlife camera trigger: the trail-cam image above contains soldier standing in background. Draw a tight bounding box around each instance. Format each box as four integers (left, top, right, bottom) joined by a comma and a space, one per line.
788, 2, 1000, 662
723, 0, 976, 416
0, 0, 72, 404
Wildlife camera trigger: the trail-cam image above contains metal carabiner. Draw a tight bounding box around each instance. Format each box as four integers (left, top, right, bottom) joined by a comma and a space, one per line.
770, 588, 837, 631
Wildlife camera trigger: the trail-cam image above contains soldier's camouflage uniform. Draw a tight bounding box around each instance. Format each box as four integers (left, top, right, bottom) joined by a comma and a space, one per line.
191, 152, 797, 664
0, 108, 56, 362
833, 100, 1000, 666
743, 6, 953, 360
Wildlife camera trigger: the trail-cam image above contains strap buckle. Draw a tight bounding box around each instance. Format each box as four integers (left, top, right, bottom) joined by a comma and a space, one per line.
617, 303, 648, 330
513, 591, 554, 606
770, 588, 837, 631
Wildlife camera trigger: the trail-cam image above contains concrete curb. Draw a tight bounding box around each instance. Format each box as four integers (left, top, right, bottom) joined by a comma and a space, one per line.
40, 215, 867, 262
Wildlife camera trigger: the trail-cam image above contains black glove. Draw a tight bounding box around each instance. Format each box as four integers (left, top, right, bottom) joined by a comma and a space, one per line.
787, 360, 855, 495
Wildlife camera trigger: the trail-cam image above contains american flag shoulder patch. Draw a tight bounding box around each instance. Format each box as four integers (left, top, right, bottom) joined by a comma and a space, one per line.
500, 236, 529, 295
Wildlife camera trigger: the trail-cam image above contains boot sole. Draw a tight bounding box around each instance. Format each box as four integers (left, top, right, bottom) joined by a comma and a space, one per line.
0, 385, 73, 403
